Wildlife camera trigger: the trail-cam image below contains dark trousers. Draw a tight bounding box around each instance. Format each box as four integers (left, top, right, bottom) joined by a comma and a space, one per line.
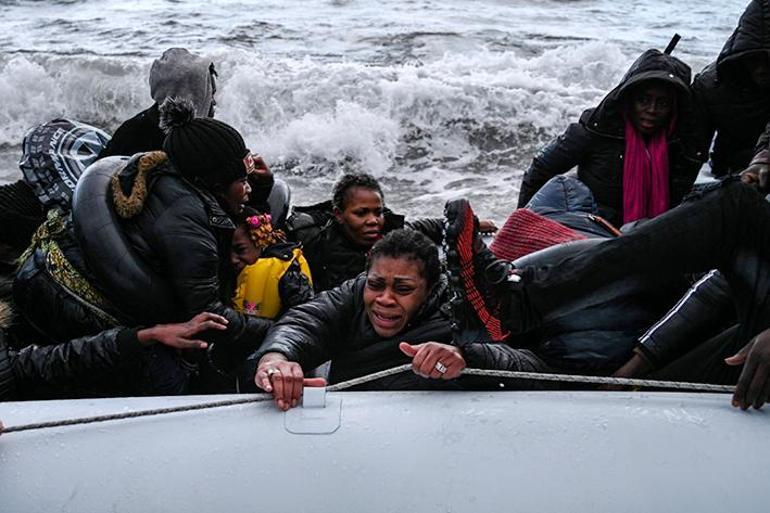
651, 325, 741, 385
516, 180, 770, 359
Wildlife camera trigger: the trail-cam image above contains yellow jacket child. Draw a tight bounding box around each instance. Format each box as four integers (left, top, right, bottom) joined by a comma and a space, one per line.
230, 213, 313, 319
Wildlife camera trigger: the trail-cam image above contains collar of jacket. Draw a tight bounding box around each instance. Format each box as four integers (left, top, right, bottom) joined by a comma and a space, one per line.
410, 273, 450, 327
185, 180, 236, 231
261, 241, 302, 260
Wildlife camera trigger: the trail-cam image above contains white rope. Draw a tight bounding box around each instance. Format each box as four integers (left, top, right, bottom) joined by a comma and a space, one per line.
328, 364, 735, 393
1, 395, 273, 434
1, 366, 733, 435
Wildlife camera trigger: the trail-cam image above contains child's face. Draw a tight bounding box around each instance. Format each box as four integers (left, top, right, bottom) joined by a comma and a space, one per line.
230, 226, 261, 274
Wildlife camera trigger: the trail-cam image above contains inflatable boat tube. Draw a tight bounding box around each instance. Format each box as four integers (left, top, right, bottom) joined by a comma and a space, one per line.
72, 157, 177, 324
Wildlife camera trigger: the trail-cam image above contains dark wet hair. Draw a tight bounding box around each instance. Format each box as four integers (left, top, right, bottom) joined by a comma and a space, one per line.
367, 229, 440, 288
332, 173, 384, 211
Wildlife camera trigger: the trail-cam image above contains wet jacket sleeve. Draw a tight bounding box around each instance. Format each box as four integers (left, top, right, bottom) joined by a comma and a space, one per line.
405, 217, 445, 245
461, 342, 549, 373
0, 336, 17, 400
636, 271, 735, 367
250, 278, 359, 370
517, 122, 593, 208
9, 328, 141, 395
151, 200, 272, 370
690, 76, 718, 170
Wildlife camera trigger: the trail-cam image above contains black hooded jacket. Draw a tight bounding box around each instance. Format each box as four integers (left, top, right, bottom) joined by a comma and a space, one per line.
286, 201, 444, 292
692, 0, 770, 176
250, 274, 548, 387
99, 105, 165, 160
518, 49, 704, 227
103, 155, 274, 371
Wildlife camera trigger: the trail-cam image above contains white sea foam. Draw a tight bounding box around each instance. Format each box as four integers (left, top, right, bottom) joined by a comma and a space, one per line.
0, 0, 748, 219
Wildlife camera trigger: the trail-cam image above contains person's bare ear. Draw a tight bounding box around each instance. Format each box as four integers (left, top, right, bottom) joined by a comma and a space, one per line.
333, 206, 344, 224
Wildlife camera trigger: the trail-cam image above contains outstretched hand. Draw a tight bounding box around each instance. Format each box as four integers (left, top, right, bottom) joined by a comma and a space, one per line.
255, 352, 326, 411
399, 341, 466, 380
725, 328, 770, 410
137, 312, 229, 350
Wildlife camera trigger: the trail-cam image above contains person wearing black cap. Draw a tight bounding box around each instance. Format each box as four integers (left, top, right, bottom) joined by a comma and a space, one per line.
105, 98, 276, 388
12, 98, 276, 394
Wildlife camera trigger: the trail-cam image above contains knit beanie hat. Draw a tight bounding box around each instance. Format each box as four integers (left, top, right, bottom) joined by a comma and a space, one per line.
160, 97, 249, 189
150, 48, 215, 118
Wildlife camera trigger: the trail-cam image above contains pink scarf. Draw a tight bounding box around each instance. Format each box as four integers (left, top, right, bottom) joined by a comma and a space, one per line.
622, 116, 673, 224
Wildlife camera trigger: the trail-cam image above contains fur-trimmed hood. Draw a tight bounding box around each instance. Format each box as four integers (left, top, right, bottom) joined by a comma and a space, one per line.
111, 150, 234, 230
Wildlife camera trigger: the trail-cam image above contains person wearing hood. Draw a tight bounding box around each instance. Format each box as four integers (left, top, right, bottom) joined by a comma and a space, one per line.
98, 48, 279, 220
692, 0, 770, 178
517, 47, 704, 228
251, 229, 550, 410
14, 99, 275, 394
99, 48, 217, 159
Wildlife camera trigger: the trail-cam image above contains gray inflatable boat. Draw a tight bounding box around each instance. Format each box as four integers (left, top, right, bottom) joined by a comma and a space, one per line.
2, 390, 769, 512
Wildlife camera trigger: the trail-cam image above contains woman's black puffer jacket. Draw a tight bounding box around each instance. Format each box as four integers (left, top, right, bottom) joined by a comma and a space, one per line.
250, 274, 549, 387
517, 49, 705, 227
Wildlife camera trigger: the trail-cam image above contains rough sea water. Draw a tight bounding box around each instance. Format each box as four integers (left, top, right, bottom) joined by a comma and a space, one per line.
0, 0, 749, 221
